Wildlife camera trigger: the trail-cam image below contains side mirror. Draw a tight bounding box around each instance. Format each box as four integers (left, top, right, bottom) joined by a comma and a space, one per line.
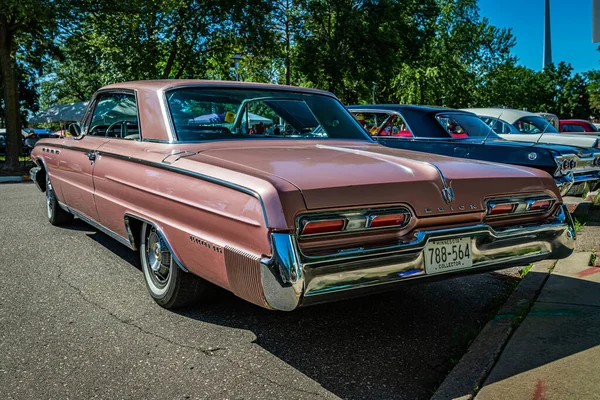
68, 123, 82, 137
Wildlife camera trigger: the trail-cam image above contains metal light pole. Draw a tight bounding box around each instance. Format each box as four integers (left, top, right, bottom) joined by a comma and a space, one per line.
371, 82, 377, 104
543, 0, 552, 68
231, 53, 243, 81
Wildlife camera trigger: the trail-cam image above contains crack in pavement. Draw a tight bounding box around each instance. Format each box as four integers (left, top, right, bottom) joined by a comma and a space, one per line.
55, 264, 331, 398
55, 264, 224, 356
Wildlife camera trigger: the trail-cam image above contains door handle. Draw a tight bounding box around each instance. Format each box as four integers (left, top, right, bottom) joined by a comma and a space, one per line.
86, 152, 96, 161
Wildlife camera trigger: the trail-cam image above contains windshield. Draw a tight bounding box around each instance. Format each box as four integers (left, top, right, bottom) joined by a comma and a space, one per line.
165, 88, 370, 142
513, 116, 559, 134
435, 113, 499, 139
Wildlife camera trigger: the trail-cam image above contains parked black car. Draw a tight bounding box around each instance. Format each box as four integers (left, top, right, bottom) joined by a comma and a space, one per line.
348, 105, 600, 196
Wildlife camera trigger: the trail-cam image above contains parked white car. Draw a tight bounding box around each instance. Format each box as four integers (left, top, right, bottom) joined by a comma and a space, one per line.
463, 108, 600, 149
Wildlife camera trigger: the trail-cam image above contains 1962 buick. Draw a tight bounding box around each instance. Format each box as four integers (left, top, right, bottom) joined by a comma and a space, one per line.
30, 81, 575, 311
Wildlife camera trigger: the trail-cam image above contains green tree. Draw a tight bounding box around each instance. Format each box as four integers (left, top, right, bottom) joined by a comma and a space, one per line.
0, 0, 64, 171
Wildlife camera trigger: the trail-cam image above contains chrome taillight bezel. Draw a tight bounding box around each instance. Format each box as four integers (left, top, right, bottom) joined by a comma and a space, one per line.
297, 206, 413, 237
485, 195, 557, 219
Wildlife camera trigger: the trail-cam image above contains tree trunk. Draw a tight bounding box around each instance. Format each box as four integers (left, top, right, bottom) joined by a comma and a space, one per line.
0, 16, 22, 173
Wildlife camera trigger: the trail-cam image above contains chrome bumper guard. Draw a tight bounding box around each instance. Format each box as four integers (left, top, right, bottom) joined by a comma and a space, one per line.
29, 166, 44, 192
259, 205, 575, 311
556, 171, 600, 196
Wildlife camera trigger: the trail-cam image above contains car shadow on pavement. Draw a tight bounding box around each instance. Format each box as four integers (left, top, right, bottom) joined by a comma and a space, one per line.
67, 218, 520, 400
175, 273, 516, 400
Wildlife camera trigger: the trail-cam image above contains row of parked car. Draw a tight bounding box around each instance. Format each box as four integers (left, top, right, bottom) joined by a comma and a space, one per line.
29, 81, 580, 312
349, 106, 600, 197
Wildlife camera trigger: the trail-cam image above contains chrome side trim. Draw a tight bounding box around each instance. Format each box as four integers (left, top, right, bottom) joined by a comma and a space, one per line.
60, 202, 135, 250
37, 143, 270, 227
123, 213, 188, 271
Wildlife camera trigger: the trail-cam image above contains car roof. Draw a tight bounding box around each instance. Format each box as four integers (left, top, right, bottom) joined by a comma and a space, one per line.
347, 104, 477, 116
101, 80, 336, 97
560, 119, 590, 124
462, 108, 538, 123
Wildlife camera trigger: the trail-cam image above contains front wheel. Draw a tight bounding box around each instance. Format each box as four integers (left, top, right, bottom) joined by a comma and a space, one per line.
140, 222, 206, 308
46, 173, 73, 226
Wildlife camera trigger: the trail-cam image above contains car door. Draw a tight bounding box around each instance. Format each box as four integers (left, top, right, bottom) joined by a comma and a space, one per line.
54, 95, 113, 222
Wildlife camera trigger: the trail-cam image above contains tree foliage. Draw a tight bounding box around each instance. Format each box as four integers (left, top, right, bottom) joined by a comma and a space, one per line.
3, 0, 600, 163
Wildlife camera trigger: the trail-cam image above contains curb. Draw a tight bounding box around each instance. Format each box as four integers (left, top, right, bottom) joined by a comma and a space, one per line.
0, 175, 31, 183
431, 260, 556, 400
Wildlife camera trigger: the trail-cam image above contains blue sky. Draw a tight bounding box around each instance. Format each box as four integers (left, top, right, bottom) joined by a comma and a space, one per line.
478, 0, 599, 73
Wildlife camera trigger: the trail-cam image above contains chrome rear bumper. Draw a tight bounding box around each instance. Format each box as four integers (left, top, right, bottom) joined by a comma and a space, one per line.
556, 171, 600, 196
255, 205, 575, 311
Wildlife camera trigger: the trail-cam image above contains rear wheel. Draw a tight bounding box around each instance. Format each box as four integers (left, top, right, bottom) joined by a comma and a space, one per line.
140, 222, 206, 308
46, 173, 73, 226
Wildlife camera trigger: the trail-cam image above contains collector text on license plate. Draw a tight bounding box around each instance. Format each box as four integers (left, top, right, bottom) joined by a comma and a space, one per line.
424, 237, 473, 274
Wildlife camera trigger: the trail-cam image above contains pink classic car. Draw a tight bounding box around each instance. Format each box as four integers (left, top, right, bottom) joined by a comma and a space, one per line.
30, 80, 574, 311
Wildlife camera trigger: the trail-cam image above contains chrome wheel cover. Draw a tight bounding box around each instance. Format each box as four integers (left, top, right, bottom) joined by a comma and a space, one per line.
145, 228, 172, 289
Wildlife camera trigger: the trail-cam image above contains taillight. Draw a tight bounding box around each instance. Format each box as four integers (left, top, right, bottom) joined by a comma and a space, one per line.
486, 195, 556, 218
302, 219, 346, 235
562, 159, 570, 170
488, 203, 517, 216
367, 213, 409, 228
527, 199, 553, 211
569, 160, 577, 169
298, 207, 413, 236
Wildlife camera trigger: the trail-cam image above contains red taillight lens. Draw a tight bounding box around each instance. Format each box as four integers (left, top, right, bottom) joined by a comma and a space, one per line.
562, 160, 570, 170
488, 203, 517, 216
302, 219, 346, 235
528, 199, 553, 212
368, 213, 409, 228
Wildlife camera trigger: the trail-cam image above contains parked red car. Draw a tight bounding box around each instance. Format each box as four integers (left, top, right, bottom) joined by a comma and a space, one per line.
560, 119, 599, 134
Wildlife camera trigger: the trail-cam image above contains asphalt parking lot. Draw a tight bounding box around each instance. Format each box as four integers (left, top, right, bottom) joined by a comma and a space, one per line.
0, 183, 520, 400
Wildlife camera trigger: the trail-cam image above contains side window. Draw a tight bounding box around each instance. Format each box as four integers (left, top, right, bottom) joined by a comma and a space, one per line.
88, 93, 140, 140
352, 112, 391, 136
569, 124, 585, 132
384, 114, 412, 137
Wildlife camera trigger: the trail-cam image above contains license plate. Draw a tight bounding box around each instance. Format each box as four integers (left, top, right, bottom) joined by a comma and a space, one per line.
424, 237, 473, 274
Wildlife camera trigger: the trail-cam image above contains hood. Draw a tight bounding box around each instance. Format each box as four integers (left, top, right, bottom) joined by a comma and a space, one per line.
190, 140, 557, 217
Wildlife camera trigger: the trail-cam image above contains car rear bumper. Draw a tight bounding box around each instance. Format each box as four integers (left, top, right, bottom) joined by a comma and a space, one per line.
240, 205, 575, 311
563, 171, 600, 196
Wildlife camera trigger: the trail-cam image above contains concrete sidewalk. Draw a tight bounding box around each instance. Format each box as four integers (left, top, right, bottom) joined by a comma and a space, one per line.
475, 252, 600, 400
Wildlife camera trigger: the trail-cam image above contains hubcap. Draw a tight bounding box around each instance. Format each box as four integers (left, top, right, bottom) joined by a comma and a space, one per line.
146, 229, 171, 286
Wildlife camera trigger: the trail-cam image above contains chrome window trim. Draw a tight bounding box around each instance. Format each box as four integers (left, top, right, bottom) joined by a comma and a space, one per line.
82, 89, 143, 141
158, 88, 176, 143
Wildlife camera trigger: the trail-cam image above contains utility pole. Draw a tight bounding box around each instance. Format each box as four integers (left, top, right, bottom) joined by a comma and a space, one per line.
543, 0, 552, 68
372, 82, 377, 104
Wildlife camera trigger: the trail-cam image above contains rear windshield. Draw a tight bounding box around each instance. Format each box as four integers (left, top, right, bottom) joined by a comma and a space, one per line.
513, 116, 559, 134
165, 88, 370, 142
435, 113, 500, 139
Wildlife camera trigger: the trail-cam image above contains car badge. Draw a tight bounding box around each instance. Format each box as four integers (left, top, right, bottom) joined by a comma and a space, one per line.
528, 152, 537, 161
442, 187, 454, 204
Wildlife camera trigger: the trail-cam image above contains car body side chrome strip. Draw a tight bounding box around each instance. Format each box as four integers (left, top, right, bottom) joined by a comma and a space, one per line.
37, 143, 270, 227
58, 201, 135, 250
